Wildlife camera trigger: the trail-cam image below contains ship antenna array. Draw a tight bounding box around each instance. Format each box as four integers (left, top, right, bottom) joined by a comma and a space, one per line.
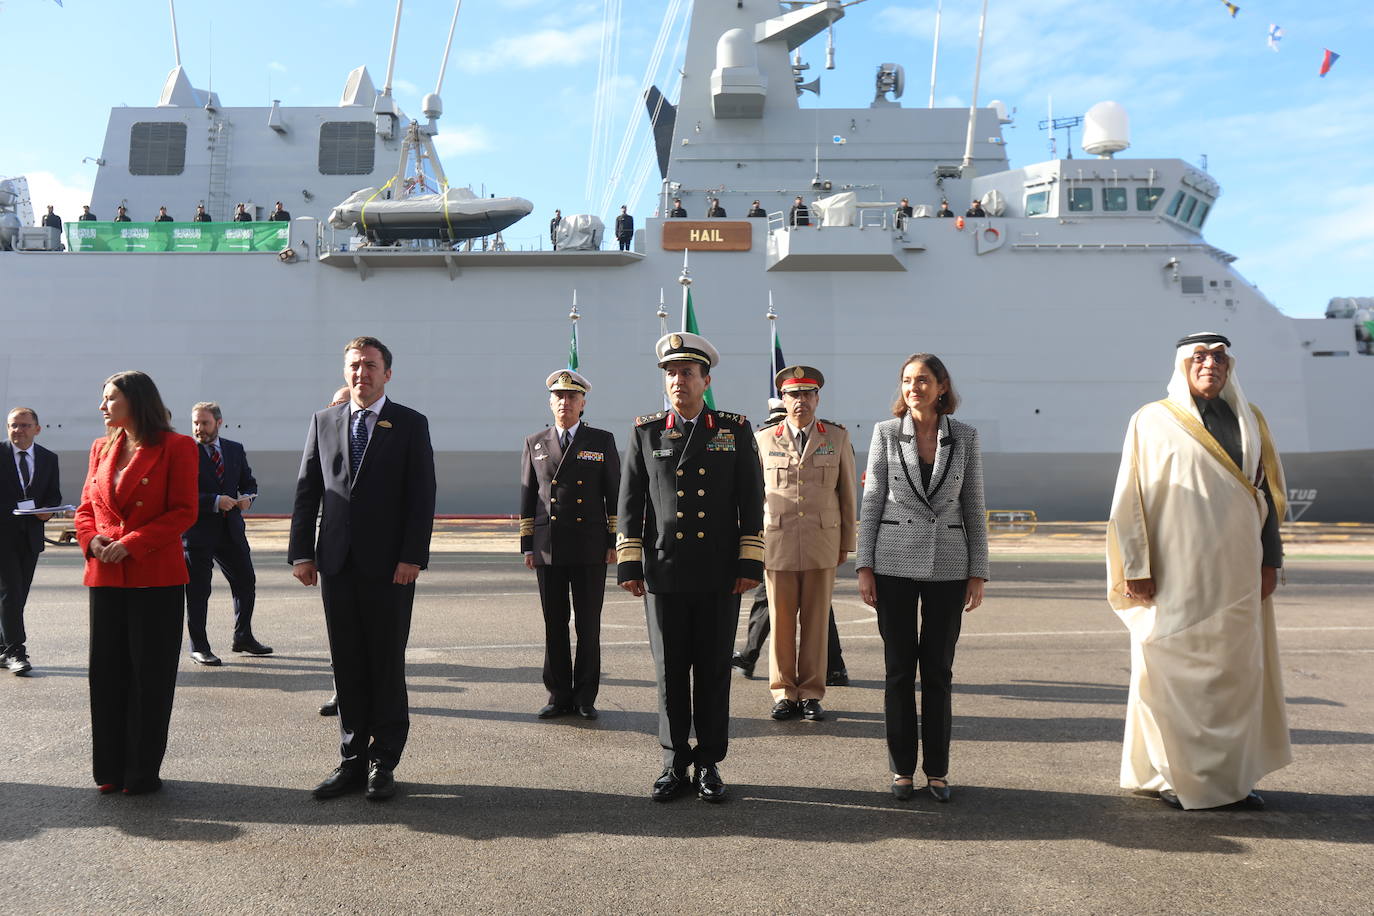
1038, 115, 1083, 160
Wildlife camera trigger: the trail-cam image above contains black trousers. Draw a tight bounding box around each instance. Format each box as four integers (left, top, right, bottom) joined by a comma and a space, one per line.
617, 236, 632, 251
645, 591, 741, 771
0, 541, 39, 657
88, 585, 184, 788
320, 565, 414, 772
874, 575, 966, 778
535, 563, 605, 706
184, 527, 257, 653
737, 580, 846, 671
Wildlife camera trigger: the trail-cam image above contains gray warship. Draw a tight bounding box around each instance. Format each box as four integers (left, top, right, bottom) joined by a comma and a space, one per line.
1, 0, 1370, 520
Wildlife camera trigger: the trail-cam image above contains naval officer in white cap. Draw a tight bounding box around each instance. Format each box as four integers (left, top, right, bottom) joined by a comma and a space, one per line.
518, 369, 620, 721
616, 332, 765, 803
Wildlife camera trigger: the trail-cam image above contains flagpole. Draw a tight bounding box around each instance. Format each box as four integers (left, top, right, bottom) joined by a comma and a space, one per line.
679, 249, 691, 330
766, 293, 778, 399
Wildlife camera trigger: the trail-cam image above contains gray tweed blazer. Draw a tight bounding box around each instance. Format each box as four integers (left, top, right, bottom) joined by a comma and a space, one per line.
856, 414, 989, 581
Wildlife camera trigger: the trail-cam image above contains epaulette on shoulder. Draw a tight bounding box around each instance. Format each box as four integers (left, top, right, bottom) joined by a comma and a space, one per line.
714, 410, 748, 425
819, 417, 846, 430
757, 417, 784, 430
635, 410, 666, 427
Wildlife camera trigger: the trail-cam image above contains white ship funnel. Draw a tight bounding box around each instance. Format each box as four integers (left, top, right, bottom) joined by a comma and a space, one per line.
1082, 101, 1131, 157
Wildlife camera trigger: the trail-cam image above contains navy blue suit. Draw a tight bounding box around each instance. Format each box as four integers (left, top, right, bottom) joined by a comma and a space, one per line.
288, 399, 436, 772
182, 438, 259, 653
0, 441, 61, 659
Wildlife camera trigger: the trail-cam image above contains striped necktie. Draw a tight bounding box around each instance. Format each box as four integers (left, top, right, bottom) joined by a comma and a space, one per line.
350, 409, 371, 477
209, 444, 224, 481
18, 450, 31, 496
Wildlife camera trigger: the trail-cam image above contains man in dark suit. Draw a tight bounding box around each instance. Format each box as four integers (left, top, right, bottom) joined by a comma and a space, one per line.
114, 206, 131, 222
193, 205, 212, 223
0, 408, 61, 675
182, 401, 270, 666
519, 369, 620, 720
268, 201, 291, 222
155, 206, 174, 222
290, 336, 436, 802
78, 205, 97, 221
788, 196, 810, 227
41, 206, 62, 230
614, 206, 634, 251
668, 198, 687, 217
618, 332, 765, 803
550, 209, 562, 250
233, 203, 253, 222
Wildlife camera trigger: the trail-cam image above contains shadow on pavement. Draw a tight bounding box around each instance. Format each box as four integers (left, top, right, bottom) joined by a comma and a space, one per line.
0, 779, 1369, 853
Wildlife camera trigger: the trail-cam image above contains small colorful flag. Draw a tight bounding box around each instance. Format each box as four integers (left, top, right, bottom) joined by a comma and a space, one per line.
768, 323, 786, 399
1319, 49, 1340, 77
567, 322, 579, 371
1267, 24, 1282, 51
683, 289, 715, 410
1219, 0, 1239, 17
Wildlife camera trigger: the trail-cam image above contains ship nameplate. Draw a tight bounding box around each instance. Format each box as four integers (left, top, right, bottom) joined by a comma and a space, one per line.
661, 221, 752, 252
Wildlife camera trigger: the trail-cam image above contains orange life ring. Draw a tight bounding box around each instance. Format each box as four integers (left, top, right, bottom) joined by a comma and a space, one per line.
955, 216, 965, 230
983, 227, 1000, 242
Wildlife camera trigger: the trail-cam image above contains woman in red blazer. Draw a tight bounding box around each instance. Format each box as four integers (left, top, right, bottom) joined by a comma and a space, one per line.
75, 370, 198, 795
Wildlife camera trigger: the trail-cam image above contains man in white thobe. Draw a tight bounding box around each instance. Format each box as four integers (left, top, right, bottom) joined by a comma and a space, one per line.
1107, 331, 1291, 810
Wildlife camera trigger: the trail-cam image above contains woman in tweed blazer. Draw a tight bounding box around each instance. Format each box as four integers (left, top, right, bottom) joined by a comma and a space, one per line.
856, 353, 988, 802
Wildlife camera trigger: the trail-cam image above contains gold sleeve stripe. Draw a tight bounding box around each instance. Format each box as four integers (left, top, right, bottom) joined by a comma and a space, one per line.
616, 534, 643, 546
617, 545, 644, 563
739, 544, 765, 562
519, 518, 535, 536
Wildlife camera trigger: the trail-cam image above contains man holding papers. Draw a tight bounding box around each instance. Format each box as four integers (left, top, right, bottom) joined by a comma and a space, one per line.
0, 407, 61, 676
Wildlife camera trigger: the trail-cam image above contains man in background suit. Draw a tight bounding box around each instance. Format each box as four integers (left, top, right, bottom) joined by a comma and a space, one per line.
614, 206, 634, 251
519, 369, 620, 720
290, 336, 436, 802
0, 408, 61, 675
183, 401, 271, 666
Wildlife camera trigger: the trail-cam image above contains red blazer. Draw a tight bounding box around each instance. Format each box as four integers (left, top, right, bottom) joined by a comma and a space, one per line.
75, 431, 199, 588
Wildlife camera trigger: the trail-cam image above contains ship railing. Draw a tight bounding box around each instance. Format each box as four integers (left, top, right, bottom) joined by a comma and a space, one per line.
765, 209, 894, 232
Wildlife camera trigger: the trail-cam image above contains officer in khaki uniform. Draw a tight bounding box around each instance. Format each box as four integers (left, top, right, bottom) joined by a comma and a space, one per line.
617, 332, 764, 803
757, 366, 856, 722
519, 369, 620, 721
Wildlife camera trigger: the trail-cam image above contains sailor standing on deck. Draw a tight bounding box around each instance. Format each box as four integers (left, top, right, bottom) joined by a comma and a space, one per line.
550, 209, 562, 250
614, 206, 634, 252
617, 332, 765, 803
519, 369, 619, 721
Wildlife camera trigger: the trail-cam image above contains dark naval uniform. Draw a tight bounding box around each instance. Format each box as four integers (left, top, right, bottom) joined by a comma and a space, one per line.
519, 419, 620, 710
617, 405, 765, 773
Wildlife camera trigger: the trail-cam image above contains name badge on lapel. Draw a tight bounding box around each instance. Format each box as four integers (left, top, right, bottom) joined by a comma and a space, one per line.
652, 448, 674, 459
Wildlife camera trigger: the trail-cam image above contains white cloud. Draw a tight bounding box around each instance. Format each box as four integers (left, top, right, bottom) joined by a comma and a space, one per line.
14, 170, 94, 224
268, 61, 288, 73
456, 21, 604, 72
392, 78, 420, 96
432, 125, 492, 158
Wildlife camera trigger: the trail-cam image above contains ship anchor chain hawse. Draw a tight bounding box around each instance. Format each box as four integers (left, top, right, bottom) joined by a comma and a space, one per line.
0, 0, 1370, 520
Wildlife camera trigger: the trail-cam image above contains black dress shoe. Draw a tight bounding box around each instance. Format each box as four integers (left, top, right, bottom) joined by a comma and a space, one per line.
891, 776, 915, 801
189, 651, 222, 667
537, 703, 572, 719
825, 669, 849, 687
926, 778, 952, 803
694, 764, 726, 803
1158, 788, 1184, 809
231, 638, 273, 656
575, 705, 599, 720
365, 764, 396, 801
770, 699, 799, 720
651, 767, 689, 802
800, 699, 825, 721
319, 695, 339, 716
123, 777, 163, 796
1234, 791, 1265, 810
312, 765, 366, 799
6, 654, 32, 675
730, 653, 755, 679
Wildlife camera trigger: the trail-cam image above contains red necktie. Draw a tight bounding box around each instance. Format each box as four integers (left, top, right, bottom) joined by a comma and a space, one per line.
210, 444, 224, 481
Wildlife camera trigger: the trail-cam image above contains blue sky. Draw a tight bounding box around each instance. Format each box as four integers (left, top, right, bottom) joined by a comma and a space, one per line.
2, 0, 1369, 318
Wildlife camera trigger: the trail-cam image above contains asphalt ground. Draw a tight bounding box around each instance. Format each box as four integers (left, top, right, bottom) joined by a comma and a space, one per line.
2, 523, 1371, 915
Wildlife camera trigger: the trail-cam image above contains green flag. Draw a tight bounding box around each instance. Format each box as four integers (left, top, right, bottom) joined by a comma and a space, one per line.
567, 322, 579, 371
684, 289, 715, 409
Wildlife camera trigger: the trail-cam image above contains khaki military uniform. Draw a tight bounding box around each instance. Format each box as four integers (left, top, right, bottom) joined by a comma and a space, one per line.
756, 419, 856, 701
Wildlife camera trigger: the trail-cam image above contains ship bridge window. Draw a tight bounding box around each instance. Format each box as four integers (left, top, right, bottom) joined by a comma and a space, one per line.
1180, 196, 1199, 224
128, 122, 187, 176
318, 122, 376, 175
1191, 201, 1210, 228
1137, 187, 1164, 210
1025, 190, 1049, 216
1103, 188, 1127, 211
1180, 276, 1204, 295
1068, 188, 1093, 212
1166, 190, 1186, 217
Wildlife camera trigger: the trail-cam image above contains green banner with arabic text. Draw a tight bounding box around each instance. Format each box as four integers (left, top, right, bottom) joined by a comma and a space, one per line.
65, 221, 289, 253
